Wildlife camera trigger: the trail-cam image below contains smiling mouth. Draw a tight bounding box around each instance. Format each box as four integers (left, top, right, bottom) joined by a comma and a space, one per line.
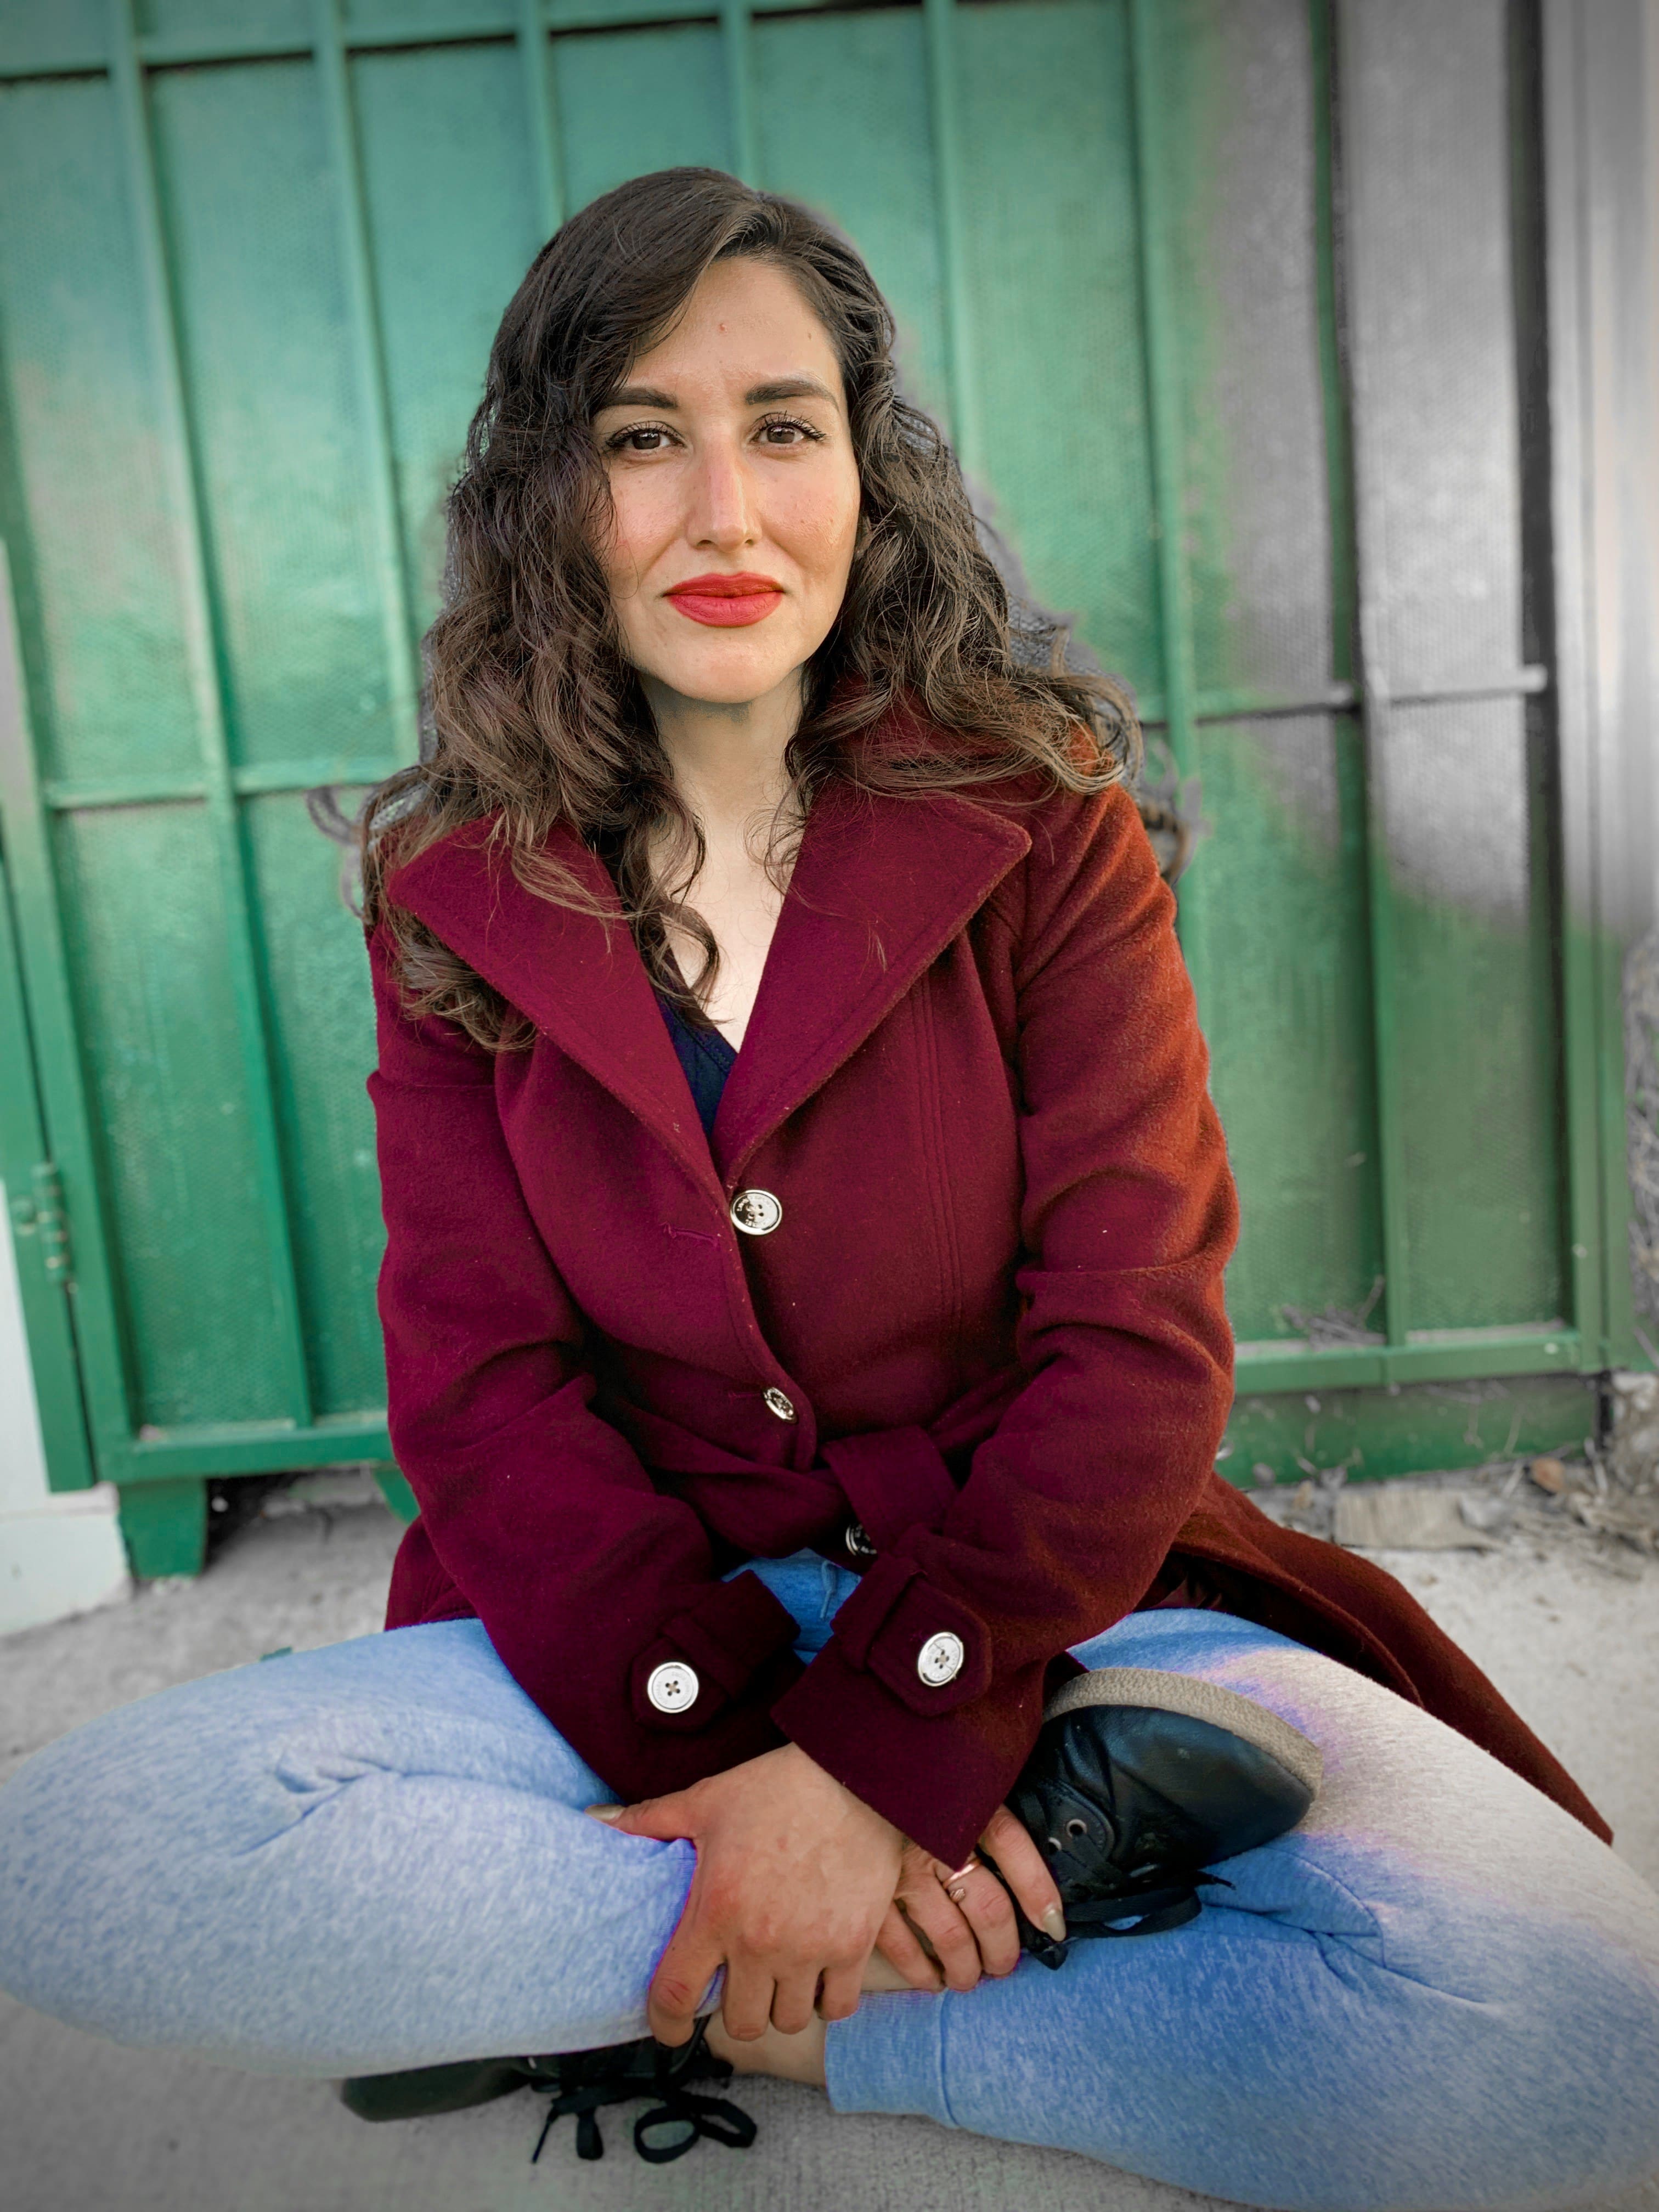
664, 573, 785, 628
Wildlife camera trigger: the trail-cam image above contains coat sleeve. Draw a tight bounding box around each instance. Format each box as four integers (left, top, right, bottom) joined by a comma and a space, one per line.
366, 926, 804, 1800
770, 785, 1240, 1862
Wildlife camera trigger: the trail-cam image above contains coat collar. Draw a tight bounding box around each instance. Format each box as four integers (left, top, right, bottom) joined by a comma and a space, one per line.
385, 774, 1030, 1189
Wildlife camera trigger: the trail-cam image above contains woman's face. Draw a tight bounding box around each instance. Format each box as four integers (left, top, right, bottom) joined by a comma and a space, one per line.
592, 257, 862, 712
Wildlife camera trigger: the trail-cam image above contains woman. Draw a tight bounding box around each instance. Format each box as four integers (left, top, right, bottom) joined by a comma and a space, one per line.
2, 170, 1656, 2208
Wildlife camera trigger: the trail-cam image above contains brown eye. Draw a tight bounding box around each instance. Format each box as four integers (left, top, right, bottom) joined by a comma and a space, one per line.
605, 423, 675, 454
754, 414, 821, 447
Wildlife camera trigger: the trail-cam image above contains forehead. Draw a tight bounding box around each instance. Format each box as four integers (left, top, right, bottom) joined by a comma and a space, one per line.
624, 257, 842, 393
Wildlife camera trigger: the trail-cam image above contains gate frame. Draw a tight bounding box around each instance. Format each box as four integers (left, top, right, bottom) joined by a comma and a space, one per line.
0, 0, 1652, 1562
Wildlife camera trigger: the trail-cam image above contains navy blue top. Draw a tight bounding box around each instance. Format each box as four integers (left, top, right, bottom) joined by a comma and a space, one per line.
657, 994, 737, 1138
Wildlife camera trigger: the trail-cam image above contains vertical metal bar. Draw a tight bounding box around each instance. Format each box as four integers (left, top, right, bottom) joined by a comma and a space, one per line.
922, 0, 983, 479
0, 850, 98, 1488
1309, 0, 1384, 1326
312, 0, 421, 755
720, 1, 760, 188
1125, 0, 1205, 1003
1324, 0, 1411, 1348
0, 555, 100, 1490
106, 0, 314, 1424
1309, 0, 1356, 698
1528, 0, 1605, 1362
1, 907, 93, 1477
1577, 3, 1652, 1375
517, 0, 564, 239
1541, 0, 1657, 1376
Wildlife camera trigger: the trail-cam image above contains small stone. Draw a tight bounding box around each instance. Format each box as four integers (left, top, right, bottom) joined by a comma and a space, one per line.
1528, 1457, 1566, 1494
1252, 1462, 1277, 1488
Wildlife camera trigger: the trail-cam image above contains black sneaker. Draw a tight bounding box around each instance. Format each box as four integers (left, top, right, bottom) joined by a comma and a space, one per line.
1004, 1665, 1323, 1967
339, 2017, 755, 2165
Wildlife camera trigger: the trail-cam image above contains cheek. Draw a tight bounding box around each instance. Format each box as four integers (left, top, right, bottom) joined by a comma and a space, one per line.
778, 463, 862, 587
600, 475, 672, 596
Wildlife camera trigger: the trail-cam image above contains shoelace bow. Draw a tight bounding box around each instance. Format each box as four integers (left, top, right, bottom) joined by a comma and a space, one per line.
527, 2022, 757, 2165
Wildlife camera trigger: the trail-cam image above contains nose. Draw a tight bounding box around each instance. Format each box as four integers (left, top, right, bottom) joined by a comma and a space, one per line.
686, 437, 757, 554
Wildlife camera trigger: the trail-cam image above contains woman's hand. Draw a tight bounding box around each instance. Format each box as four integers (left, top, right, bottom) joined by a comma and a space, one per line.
591, 1742, 905, 2046
876, 1804, 1068, 1994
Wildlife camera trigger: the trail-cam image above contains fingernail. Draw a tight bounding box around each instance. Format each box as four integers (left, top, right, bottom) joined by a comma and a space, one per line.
1042, 1905, 1066, 1940
585, 1804, 623, 1823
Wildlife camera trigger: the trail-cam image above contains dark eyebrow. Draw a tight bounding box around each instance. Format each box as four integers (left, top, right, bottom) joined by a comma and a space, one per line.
746, 376, 838, 405
595, 375, 839, 414
597, 384, 678, 411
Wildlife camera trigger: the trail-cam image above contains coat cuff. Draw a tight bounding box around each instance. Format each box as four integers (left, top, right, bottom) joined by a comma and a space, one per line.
770, 1556, 1047, 1862
771, 1635, 1046, 1864
628, 1568, 802, 1734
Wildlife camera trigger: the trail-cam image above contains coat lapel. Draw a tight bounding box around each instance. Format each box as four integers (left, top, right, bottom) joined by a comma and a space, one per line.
711, 782, 1029, 1180
385, 819, 720, 1199
385, 781, 1030, 1193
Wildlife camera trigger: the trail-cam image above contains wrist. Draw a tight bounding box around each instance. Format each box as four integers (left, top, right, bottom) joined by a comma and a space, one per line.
779, 1743, 905, 1860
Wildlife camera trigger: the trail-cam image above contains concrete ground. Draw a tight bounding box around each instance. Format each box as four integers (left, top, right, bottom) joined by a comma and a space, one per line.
2, 1482, 1657, 2212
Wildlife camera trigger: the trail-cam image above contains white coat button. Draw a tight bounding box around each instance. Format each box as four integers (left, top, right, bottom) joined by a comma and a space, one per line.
730, 1188, 783, 1236
645, 1661, 699, 1714
917, 1632, 965, 1688
762, 1386, 797, 1423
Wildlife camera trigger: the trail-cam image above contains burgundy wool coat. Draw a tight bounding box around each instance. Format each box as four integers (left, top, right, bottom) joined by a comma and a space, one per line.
370, 767, 1608, 1864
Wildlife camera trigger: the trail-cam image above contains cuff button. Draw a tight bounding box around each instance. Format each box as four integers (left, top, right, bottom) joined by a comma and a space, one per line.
645, 1660, 699, 1714
916, 1631, 965, 1687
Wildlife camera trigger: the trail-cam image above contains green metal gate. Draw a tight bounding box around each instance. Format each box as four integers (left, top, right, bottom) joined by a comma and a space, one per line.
0, 0, 1637, 1572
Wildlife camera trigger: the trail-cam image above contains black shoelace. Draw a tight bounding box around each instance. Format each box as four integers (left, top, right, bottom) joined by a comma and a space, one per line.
527, 2021, 757, 2165
1019, 1865, 1235, 1968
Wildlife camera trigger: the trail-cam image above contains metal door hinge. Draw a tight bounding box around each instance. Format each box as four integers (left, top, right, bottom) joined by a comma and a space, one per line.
9, 1161, 74, 1291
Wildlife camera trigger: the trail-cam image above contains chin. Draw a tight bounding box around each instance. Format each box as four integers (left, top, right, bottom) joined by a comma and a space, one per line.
649, 637, 810, 709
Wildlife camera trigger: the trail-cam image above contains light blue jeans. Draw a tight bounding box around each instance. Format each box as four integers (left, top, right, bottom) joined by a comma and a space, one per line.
2, 1551, 1657, 2210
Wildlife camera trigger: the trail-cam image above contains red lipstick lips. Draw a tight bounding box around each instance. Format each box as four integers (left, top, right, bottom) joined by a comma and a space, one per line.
664, 572, 785, 627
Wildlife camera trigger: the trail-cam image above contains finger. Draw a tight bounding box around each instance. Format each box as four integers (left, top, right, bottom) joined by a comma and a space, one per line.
718, 1959, 776, 2044
770, 1969, 821, 2037
875, 1904, 943, 1993
897, 1882, 982, 1994
816, 1964, 864, 2023
981, 1803, 1066, 1942
600, 1792, 697, 1844
950, 1863, 1020, 1977
647, 1927, 724, 2046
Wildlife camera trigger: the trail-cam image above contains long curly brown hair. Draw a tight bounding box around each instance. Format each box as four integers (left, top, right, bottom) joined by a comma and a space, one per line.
360, 167, 1139, 1050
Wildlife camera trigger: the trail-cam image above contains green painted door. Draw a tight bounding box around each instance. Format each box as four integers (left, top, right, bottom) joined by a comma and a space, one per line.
0, 0, 1633, 1561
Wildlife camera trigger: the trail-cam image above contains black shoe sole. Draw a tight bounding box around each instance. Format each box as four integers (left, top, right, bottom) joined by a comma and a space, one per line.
338, 2057, 533, 2122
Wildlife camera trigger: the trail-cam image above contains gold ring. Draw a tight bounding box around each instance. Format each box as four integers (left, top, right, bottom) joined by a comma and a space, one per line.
941, 1854, 982, 1899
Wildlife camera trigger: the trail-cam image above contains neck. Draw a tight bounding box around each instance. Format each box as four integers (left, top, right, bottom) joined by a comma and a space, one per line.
642, 667, 804, 835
